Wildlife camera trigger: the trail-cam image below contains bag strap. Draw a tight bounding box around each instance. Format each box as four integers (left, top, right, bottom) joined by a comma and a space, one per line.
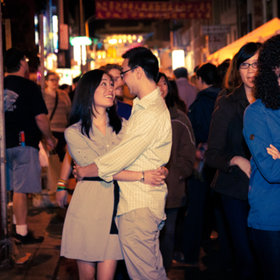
49, 92, 58, 121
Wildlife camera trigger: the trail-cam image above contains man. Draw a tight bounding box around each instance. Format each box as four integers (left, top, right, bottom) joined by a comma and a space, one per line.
76, 47, 172, 280
4, 48, 56, 244
188, 63, 220, 146
183, 63, 220, 265
104, 63, 133, 120
174, 67, 197, 110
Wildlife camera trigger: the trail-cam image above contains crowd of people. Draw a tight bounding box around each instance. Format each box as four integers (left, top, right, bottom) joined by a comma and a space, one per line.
3, 34, 280, 280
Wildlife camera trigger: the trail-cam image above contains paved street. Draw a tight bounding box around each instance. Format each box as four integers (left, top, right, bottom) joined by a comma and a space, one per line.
0, 198, 234, 280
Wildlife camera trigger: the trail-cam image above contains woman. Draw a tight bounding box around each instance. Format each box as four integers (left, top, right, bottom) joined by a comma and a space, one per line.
44, 71, 71, 191
243, 35, 280, 280
157, 73, 196, 271
205, 42, 261, 280
61, 69, 165, 280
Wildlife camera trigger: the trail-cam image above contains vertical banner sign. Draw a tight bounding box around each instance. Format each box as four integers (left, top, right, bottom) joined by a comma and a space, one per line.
95, 1, 212, 20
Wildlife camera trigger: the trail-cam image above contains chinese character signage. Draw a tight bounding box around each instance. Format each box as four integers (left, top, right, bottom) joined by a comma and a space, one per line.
95, 1, 211, 20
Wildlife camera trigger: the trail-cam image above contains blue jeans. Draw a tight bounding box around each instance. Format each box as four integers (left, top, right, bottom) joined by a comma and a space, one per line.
250, 228, 280, 280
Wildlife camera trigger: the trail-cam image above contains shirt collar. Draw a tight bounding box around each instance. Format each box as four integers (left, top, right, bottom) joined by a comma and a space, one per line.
133, 87, 161, 110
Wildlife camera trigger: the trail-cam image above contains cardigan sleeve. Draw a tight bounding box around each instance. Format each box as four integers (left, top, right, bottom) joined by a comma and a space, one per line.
205, 96, 233, 172
169, 113, 196, 179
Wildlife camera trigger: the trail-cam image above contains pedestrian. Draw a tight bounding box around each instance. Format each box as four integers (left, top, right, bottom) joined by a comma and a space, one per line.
4, 48, 56, 244
74, 47, 172, 280
183, 63, 220, 266
44, 71, 71, 192
174, 67, 197, 110
157, 72, 196, 271
103, 63, 132, 120
205, 42, 261, 280
61, 69, 167, 280
243, 34, 280, 280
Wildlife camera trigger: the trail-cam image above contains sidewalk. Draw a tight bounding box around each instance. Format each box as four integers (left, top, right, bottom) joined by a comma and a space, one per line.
0, 199, 231, 280
0, 204, 63, 280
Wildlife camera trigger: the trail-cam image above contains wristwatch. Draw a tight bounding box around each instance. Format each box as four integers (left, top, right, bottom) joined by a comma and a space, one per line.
139, 171, 145, 182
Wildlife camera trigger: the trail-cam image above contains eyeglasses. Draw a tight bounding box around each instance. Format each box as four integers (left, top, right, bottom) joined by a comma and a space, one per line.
120, 66, 138, 79
239, 62, 258, 69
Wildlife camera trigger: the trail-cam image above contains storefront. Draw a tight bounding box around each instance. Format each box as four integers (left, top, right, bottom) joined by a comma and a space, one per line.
207, 17, 280, 65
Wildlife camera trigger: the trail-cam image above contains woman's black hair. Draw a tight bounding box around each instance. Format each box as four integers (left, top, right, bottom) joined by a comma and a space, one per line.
236, 42, 262, 70
69, 69, 122, 138
157, 72, 186, 113
255, 35, 280, 109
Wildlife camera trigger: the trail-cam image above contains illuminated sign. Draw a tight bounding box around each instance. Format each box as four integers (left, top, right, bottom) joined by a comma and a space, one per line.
95, 1, 211, 20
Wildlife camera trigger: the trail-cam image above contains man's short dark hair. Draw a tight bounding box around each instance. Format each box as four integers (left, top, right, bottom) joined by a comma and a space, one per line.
4, 48, 25, 73
174, 67, 188, 79
196, 63, 218, 86
122, 47, 159, 82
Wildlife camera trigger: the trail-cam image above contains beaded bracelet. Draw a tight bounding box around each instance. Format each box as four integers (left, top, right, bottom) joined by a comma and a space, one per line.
57, 179, 67, 191
57, 179, 67, 185
57, 186, 67, 191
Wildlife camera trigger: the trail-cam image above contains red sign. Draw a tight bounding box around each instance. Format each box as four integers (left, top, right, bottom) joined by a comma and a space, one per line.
95, 1, 212, 20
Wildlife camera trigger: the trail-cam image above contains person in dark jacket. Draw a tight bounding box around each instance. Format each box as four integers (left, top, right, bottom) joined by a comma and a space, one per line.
157, 73, 196, 271
243, 35, 280, 280
183, 63, 220, 266
205, 42, 261, 280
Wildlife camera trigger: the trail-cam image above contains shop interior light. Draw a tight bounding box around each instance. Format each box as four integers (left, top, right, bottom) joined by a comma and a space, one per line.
70, 36, 92, 46
172, 49, 185, 70
108, 38, 118, 44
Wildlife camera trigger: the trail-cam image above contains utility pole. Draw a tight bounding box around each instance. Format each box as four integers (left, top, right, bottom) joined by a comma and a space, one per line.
79, 0, 85, 36
39, 14, 45, 95
0, 1, 13, 268
0, 0, 7, 240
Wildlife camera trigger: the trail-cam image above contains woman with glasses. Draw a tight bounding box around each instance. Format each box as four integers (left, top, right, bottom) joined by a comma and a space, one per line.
243, 35, 280, 280
205, 42, 261, 280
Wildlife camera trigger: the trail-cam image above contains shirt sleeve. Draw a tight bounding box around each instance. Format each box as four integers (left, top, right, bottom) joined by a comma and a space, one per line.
95, 109, 165, 182
243, 105, 280, 183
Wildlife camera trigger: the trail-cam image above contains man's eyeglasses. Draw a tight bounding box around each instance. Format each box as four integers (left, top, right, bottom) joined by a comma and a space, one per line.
120, 66, 138, 79
239, 62, 258, 69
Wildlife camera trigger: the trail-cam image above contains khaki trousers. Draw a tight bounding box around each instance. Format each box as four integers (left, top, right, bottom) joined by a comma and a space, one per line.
117, 207, 167, 280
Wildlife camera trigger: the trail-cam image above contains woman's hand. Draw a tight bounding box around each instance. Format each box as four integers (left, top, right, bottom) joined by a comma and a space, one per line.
73, 164, 82, 181
160, 166, 169, 178
73, 162, 98, 180
266, 144, 280, 160
144, 167, 168, 186
230, 156, 251, 178
56, 190, 68, 208
73, 162, 87, 181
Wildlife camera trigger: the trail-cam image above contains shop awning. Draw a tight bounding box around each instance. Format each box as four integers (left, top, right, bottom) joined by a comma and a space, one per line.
207, 17, 280, 65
